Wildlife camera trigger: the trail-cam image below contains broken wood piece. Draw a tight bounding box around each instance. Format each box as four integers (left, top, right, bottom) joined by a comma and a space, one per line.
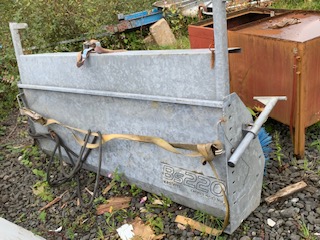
60, 202, 67, 209
102, 182, 115, 195
39, 190, 68, 211
177, 223, 186, 230
265, 181, 307, 204
85, 187, 93, 196
96, 197, 132, 215
175, 215, 222, 236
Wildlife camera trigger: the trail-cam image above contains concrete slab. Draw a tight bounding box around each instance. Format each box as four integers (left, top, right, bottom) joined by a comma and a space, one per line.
0, 217, 45, 240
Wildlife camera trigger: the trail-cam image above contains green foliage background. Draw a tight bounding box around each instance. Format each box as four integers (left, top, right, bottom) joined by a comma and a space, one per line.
272, 0, 320, 10
0, 0, 158, 120
1, 0, 320, 120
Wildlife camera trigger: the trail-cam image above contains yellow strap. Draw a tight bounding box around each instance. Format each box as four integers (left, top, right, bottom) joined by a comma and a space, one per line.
42, 113, 222, 162
22, 107, 230, 233
208, 160, 230, 235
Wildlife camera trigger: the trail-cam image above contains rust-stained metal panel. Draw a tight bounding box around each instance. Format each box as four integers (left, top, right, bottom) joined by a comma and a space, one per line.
228, 11, 320, 157
302, 37, 320, 127
228, 31, 298, 126
188, 9, 320, 156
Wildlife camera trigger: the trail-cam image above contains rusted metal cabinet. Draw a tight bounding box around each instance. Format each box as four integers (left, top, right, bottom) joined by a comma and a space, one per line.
188, 7, 287, 49
189, 10, 320, 157
228, 11, 320, 157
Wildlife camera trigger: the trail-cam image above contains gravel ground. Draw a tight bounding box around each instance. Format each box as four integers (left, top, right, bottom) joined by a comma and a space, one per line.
1, 109, 319, 240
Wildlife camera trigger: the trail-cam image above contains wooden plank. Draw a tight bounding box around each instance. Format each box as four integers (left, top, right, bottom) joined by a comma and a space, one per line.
265, 181, 307, 204
96, 197, 132, 215
174, 215, 221, 236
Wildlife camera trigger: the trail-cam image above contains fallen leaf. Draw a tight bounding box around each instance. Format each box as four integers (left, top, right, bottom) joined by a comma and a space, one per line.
152, 199, 164, 205
32, 185, 45, 196
132, 217, 164, 240
96, 197, 132, 215
152, 199, 170, 207
139, 207, 147, 213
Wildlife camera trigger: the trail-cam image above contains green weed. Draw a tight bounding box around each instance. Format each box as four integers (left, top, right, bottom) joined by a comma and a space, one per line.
96, 227, 105, 240
242, 223, 250, 235
32, 180, 53, 202
302, 158, 311, 171
147, 216, 164, 235
311, 139, 320, 152
32, 169, 46, 178
94, 196, 107, 205
130, 184, 142, 197
274, 131, 284, 168
299, 220, 316, 240
18, 145, 42, 167
272, 0, 320, 10
193, 210, 223, 230
0, 126, 6, 136
104, 211, 118, 233
15, 213, 26, 223
66, 227, 76, 240
163, 7, 197, 39
38, 211, 46, 223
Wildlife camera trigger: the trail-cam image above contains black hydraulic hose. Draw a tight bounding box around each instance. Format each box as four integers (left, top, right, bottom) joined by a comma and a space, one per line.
29, 131, 78, 186
30, 129, 103, 208
46, 130, 97, 187
46, 132, 83, 187
59, 130, 95, 180
77, 131, 103, 208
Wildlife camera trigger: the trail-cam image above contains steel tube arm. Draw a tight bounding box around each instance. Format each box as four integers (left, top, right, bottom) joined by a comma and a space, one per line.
228, 96, 287, 167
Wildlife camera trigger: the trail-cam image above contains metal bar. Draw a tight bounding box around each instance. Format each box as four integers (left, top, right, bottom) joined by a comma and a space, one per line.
18, 84, 224, 108
212, 0, 230, 100
9, 22, 28, 71
129, 12, 163, 28
122, 8, 161, 21
227, 96, 287, 167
